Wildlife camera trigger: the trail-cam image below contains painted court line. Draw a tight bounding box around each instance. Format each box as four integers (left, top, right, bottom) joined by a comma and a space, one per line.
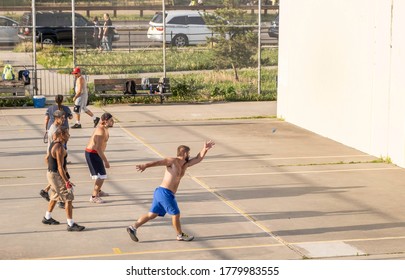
28, 235, 405, 260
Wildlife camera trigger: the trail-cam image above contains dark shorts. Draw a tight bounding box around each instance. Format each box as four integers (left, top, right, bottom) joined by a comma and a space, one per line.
85, 150, 107, 180
150, 187, 180, 217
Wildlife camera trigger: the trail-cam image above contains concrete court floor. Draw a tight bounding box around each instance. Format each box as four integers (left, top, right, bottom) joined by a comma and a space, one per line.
1, 101, 405, 260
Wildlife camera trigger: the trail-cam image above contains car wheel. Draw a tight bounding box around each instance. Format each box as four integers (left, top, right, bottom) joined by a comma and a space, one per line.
172, 34, 188, 47
41, 36, 56, 45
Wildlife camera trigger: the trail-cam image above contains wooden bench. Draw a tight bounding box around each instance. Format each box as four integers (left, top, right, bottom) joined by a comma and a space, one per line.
94, 78, 172, 104
0, 80, 27, 100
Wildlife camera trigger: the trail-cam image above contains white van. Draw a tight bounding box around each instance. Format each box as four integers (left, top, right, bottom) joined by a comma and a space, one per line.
147, 10, 214, 47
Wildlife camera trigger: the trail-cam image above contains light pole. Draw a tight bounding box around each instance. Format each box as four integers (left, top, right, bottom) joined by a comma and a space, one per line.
162, 0, 166, 78
72, 0, 76, 67
32, 0, 37, 95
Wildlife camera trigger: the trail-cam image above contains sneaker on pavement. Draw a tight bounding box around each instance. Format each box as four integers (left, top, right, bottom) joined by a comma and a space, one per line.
42, 217, 60, 225
99, 190, 109, 197
71, 123, 82, 129
57, 201, 65, 209
177, 232, 194, 241
67, 223, 85, 232
127, 226, 139, 242
89, 196, 104, 204
40, 190, 50, 201
93, 117, 100, 127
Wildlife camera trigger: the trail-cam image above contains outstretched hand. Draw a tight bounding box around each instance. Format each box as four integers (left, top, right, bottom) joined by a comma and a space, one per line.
136, 164, 146, 172
204, 140, 215, 150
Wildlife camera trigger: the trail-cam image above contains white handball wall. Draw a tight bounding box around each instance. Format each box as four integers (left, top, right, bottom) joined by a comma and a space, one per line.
277, 0, 405, 167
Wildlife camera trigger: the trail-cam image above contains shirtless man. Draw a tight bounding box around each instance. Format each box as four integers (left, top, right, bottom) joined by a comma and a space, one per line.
85, 112, 114, 204
127, 140, 215, 242
42, 127, 85, 231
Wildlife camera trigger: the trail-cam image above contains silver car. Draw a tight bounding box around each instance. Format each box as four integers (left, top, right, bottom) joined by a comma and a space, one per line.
0, 16, 19, 44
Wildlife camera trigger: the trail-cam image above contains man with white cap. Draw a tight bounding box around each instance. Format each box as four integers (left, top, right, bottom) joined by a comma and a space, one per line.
71, 67, 100, 129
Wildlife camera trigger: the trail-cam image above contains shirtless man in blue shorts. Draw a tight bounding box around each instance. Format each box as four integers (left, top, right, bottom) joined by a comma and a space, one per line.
127, 140, 215, 242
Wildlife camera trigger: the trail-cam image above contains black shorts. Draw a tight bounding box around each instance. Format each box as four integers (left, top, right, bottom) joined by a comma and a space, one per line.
85, 150, 107, 180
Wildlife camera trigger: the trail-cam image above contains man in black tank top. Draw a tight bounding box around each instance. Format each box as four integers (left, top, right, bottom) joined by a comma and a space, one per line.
42, 128, 85, 231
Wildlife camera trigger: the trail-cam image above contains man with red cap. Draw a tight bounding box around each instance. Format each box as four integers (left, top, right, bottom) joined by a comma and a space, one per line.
71, 67, 100, 129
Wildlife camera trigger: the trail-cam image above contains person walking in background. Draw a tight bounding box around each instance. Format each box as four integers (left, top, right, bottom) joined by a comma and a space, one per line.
85, 113, 114, 204
71, 67, 100, 129
45, 94, 72, 131
42, 127, 85, 232
92, 16, 102, 51
127, 140, 215, 242
101, 13, 113, 51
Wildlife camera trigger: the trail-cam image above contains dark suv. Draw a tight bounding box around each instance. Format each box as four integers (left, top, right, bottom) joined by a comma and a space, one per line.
18, 11, 118, 47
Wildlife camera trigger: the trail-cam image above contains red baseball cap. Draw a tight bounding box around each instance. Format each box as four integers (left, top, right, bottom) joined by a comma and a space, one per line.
71, 67, 81, 74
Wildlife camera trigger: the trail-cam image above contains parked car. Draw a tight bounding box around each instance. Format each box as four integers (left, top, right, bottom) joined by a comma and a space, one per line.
18, 11, 119, 47
0, 16, 19, 44
147, 10, 215, 47
268, 15, 279, 38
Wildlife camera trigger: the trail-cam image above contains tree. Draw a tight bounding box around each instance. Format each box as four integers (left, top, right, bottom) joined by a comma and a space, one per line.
204, 2, 258, 81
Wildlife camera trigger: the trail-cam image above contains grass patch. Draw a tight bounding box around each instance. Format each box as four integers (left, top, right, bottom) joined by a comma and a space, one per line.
15, 44, 278, 74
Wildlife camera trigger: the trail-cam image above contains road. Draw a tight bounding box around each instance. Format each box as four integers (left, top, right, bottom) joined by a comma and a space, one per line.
0, 21, 278, 50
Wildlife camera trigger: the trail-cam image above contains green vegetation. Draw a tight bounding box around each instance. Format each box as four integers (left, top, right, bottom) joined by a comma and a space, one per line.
20, 44, 277, 74
21, 44, 277, 103
205, 2, 258, 81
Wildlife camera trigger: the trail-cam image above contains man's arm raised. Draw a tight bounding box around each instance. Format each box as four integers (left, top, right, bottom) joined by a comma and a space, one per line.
186, 140, 215, 167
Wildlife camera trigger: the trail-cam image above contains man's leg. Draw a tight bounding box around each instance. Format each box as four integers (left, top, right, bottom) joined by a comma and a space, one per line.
71, 112, 82, 128
66, 200, 73, 219
48, 200, 56, 212
40, 184, 51, 201
86, 110, 94, 117
172, 214, 194, 241
127, 212, 158, 242
42, 200, 59, 225
135, 212, 158, 229
92, 178, 104, 197
172, 214, 182, 235
66, 200, 85, 231
108, 36, 113, 51
90, 178, 106, 203
85, 109, 100, 127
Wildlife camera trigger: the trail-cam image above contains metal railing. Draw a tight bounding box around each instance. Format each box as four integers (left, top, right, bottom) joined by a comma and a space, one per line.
34, 68, 75, 97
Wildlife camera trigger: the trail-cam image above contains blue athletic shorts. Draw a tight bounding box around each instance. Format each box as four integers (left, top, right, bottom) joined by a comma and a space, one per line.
85, 150, 107, 180
150, 187, 180, 217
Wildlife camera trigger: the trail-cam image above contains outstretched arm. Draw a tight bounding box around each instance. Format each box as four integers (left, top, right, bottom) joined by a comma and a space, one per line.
136, 158, 174, 172
186, 140, 215, 167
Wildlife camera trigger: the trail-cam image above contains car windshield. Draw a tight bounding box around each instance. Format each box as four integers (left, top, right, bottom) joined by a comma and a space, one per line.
150, 12, 167, 24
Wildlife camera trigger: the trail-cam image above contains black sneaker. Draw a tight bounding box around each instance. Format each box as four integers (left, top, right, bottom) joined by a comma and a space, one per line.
40, 190, 50, 201
42, 217, 60, 225
71, 123, 82, 129
67, 223, 85, 232
93, 117, 100, 128
57, 201, 65, 209
127, 226, 139, 242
